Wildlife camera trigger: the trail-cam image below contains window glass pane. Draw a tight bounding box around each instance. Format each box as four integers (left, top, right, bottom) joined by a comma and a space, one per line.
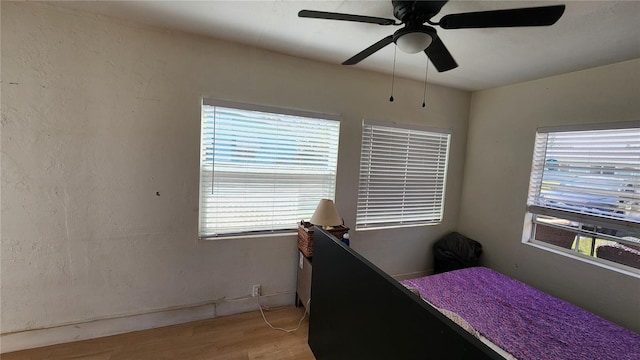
356, 121, 451, 230
200, 102, 339, 238
532, 214, 640, 270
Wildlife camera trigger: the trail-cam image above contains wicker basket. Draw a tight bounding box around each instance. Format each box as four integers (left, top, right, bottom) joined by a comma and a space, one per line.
297, 221, 349, 258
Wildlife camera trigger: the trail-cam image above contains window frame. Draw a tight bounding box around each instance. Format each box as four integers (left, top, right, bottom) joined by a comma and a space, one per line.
199, 98, 340, 239
356, 120, 451, 231
524, 121, 640, 274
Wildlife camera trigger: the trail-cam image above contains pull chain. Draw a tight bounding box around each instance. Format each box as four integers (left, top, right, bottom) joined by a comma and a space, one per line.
389, 46, 397, 102
422, 59, 429, 108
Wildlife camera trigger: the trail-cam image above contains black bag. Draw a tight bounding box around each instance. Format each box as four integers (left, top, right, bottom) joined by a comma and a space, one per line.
433, 232, 483, 274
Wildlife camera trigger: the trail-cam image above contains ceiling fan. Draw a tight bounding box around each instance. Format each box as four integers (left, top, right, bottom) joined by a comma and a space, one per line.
299, 1, 565, 72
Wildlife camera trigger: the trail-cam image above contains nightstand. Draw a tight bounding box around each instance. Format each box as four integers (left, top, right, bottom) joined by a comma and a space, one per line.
295, 250, 312, 311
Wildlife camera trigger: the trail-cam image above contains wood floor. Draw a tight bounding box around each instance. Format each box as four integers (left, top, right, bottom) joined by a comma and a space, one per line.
1, 306, 315, 360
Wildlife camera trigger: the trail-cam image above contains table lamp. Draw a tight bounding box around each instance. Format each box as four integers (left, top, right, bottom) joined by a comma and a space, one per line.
310, 199, 342, 229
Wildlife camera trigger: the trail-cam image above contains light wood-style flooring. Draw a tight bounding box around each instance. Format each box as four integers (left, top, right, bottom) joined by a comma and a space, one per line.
1, 306, 315, 360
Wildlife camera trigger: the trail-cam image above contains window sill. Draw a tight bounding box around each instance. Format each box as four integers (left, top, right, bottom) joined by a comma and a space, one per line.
525, 239, 640, 279
199, 231, 297, 241
355, 222, 440, 232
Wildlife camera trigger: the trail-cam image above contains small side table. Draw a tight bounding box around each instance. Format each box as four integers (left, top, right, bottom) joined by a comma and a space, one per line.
295, 250, 312, 311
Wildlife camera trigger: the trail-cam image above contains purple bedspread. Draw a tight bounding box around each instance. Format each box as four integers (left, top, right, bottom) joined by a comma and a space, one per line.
401, 267, 639, 360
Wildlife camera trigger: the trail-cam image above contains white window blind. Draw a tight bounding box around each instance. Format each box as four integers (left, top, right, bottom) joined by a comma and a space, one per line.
199, 101, 339, 238
356, 121, 451, 230
527, 126, 640, 228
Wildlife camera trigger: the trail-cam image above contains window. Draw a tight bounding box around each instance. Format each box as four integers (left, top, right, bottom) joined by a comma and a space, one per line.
526, 123, 640, 270
356, 121, 451, 230
199, 99, 339, 238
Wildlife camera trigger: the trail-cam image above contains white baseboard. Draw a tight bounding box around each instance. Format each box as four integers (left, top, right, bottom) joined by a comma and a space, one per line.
0, 292, 294, 354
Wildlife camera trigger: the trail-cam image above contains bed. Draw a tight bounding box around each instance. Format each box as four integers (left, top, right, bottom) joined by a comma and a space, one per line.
307, 227, 640, 360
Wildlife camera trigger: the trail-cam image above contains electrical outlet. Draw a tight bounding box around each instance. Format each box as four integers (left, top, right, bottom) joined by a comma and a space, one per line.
252, 284, 261, 297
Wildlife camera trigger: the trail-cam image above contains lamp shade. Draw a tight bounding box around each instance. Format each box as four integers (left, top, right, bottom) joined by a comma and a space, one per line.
310, 199, 342, 227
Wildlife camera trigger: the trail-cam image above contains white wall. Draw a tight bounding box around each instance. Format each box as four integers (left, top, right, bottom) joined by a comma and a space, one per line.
0, 2, 471, 351
458, 59, 640, 333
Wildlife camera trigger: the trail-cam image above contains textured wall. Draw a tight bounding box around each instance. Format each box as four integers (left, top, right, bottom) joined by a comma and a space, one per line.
0, 1, 471, 347
459, 59, 640, 333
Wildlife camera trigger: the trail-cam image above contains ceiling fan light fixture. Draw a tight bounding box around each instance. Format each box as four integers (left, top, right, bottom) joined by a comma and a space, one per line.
394, 28, 434, 54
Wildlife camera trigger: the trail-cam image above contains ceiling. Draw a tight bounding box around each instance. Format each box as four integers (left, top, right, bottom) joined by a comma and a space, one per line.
56, 1, 640, 91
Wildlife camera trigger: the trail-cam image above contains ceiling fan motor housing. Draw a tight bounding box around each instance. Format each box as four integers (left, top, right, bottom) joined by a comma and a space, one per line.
392, 0, 448, 23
